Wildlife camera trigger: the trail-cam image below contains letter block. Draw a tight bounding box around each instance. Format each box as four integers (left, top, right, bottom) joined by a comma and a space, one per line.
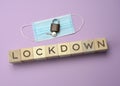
33, 46, 46, 60
94, 38, 108, 51
58, 43, 71, 57
9, 49, 21, 63
45, 44, 58, 58
21, 48, 34, 61
82, 40, 95, 53
70, 41, 83, 55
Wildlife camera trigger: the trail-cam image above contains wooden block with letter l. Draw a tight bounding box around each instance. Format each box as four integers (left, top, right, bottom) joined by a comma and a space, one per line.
58, 42, 71, 57
94, 38, 108, 52
70, 41, 83, 55
45, 44, 58, 59
82, 40, 95, 53
21, 48, 34, 61
33, 46, 46, 60
9, 49, 21, 63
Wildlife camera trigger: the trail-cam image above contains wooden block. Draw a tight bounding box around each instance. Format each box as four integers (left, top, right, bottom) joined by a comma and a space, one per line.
45, 44, 58, 58
21, 48, 34, 61
9, 49, 21, 63
58, 42, 71, 57
70, 41, 83, 55
33, 46, 46, 60
82, 40, 95, 53
94, 38, 108, 51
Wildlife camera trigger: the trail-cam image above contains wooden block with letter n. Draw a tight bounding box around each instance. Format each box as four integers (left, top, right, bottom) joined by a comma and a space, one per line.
21, 48, 34, 61
33, 46, 46, 60
45, 44, 58, 59
9, 49, 21, 63
70, 41, 83, 55
58, 42, 71, 57
82, 40, 95, 53
94, 38, 108, 52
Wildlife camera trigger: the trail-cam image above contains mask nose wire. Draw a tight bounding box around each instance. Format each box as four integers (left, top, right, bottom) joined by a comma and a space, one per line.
21, 24, 35, 42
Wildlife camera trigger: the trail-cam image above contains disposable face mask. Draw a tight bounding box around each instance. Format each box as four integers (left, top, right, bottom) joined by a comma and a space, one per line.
21, 14, 84, 42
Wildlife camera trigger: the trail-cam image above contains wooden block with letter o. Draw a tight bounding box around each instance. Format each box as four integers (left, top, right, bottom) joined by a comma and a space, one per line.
9, 49, 21, 63
94, 38, 108, 52
70, 41, 83, 55
58, 42, 71, 57
21, 48, 34, 61
33, 46, 46, 60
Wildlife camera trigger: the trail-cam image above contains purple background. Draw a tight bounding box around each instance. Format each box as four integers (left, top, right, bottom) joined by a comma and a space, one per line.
0, 0, 120, 86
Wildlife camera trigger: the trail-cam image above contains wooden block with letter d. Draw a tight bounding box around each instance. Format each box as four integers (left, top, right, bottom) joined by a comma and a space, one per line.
21, 48, 34, 61
9, 49, 21, 63
33, 46, 46, 60
94, 38, 108, 52
82, 40, 95, 53
45, 44, 58, 59
58, 42, 71, 57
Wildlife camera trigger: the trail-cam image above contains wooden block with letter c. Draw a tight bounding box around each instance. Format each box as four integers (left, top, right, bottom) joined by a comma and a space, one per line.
33, 46, 46, 60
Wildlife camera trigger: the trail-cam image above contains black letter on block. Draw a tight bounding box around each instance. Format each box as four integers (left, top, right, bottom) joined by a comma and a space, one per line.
72, 44, 80, 51
36, 48, 42, 55
12, 52, 18, 59
84, 42, 93, 49
23, 50, 31, 57
61, 45, 68, 52
48, 47, 55, 54
97, 40, 105, 48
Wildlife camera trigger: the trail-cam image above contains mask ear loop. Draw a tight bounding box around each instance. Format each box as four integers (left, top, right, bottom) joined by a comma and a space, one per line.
21, 25, 35, 42
70, 14, 85, 35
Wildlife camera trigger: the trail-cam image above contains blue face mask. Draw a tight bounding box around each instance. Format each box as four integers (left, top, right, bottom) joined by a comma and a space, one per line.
32, 14, 75, 42
21, 14, 84, 42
